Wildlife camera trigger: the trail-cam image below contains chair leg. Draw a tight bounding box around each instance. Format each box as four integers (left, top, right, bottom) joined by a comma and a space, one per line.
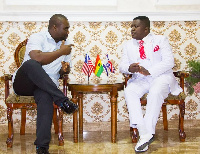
6, 107, 13, 148
162, 104, 168, 130
53, 108, 59, 134
58, 108, 64, 146
20, 108, 26, 135
179, 102, 186, 142
132, 128, 138, 143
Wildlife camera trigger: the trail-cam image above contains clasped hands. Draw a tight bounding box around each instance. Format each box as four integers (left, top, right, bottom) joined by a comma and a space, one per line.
128, 63, 150, 76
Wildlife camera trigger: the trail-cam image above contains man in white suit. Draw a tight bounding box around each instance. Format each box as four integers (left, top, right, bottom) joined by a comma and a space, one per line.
119, 16, 182, 152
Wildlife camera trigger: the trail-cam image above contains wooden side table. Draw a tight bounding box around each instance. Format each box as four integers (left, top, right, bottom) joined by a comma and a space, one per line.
68, 80, 124, 143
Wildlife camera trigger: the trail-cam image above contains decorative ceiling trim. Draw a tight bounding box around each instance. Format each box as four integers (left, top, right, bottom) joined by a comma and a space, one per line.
156, 0, 200, 6
5, 0, 117, 6
0, 12, 200, 21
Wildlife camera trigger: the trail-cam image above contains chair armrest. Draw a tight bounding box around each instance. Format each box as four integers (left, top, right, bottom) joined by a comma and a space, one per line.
0, 74, 13, 100
123, 71, 189, 89
123, 74, 132, 87
173, 71, 189, 91
0, 74, 12, 81
173, 71, 189, 78
124, 71, 189, 79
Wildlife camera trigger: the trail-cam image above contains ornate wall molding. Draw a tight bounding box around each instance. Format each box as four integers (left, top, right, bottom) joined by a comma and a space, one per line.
0, 12, 200, 21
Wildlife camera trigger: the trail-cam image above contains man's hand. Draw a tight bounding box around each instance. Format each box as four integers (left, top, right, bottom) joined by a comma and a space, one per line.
128, 63, 150, 76
61, 61, 70, 73
59, 61, 70, 77
128, 63, 140, 73
138, 66, 150, 76
60, 40, 74, 55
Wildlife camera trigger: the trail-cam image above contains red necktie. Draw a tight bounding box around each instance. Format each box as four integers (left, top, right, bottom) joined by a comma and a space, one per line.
139, 40, 146, 59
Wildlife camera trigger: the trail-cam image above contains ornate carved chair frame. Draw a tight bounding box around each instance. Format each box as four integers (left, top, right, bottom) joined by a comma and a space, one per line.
124, 71, 189, 143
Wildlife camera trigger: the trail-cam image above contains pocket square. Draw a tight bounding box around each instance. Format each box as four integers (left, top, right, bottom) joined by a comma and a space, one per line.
154, 45, 160, 52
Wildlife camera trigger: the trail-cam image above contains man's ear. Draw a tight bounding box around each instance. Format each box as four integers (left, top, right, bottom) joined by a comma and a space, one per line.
53, 25, 57, 31
145, 27, 150, 33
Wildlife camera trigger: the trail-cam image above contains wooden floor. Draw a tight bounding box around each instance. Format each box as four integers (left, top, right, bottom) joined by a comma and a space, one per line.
0, 120, 200, 154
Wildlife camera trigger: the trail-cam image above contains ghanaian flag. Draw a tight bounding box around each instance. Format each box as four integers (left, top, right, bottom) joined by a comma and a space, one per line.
94, 54, 104, 77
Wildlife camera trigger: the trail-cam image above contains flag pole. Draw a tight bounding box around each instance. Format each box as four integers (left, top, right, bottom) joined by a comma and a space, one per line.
88, 67, 89, 83
87, 53, 89, 83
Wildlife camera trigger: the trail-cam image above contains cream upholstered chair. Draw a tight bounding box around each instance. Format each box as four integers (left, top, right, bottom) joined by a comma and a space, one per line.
124, 71, 189, 143
1, 39, 68, 148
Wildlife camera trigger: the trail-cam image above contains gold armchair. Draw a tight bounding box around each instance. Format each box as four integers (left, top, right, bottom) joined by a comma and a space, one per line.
1, 39, 68, 148
124, 71, 189, 143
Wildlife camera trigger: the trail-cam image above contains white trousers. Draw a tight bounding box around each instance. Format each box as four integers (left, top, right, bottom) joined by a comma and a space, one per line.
124, 75, 170, 135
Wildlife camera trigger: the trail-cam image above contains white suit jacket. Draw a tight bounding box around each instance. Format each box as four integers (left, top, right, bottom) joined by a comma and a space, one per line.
119, 34, 182, 95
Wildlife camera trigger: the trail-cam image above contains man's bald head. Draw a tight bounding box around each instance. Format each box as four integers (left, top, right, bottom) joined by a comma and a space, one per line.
48, 14, 68, 30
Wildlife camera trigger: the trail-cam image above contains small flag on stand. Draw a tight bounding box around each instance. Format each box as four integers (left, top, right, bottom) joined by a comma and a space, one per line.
94, 54, 104, 77
82, 54, 94, 78
103, 54, 115, 76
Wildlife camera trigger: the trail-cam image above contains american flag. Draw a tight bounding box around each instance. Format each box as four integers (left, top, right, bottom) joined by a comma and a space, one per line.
82, 54, 94, 77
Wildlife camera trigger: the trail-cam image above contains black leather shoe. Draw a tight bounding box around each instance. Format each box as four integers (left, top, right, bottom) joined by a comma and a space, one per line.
60, 99, 78, 114
36, 147, 49, 154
